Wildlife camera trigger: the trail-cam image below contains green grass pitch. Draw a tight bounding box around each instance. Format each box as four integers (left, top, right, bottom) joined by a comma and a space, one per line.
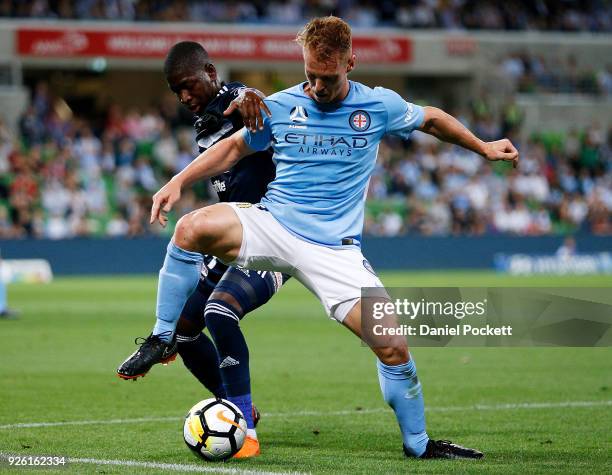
1, 271, 611, 474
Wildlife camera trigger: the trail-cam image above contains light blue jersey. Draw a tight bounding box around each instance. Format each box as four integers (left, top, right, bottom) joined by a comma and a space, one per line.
242, 81, 424, 247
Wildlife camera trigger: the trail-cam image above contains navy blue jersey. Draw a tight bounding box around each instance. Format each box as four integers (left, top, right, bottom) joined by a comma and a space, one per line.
194, 82, 275, 203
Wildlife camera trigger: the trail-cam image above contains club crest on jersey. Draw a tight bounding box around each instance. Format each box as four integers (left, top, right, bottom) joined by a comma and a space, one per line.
349, 110, 371, 132
290, 106, 308, 123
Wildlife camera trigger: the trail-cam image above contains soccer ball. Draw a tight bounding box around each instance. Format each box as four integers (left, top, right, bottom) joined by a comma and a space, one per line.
183, 398, 247, 461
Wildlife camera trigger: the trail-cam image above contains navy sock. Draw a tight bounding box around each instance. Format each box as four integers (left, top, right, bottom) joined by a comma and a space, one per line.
205, 301, 254, 429
228, 394, 254, 432
176, 333, 226, 399
153, 242, 203, 342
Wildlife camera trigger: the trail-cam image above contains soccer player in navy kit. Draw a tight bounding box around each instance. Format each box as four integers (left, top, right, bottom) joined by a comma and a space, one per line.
145, 18, 519, 461
117, 41, 287, 457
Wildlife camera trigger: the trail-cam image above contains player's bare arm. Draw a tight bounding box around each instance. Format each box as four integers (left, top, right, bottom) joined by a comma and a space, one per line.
419, 106, 519, 168
150, 132, 251, 226
224, 88, 271, 132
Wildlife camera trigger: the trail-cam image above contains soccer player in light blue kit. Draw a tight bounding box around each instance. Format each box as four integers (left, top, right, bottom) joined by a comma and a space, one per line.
148, 17, 518, 460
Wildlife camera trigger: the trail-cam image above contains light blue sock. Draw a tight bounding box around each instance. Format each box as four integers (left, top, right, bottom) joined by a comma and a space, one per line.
377, 357, 429, 457
0, 276, 6, 312
152, 241, 203, 342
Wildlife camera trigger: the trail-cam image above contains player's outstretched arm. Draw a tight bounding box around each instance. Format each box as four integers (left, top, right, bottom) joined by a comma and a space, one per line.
418, 106, 519, 168
150, 132, 251, 226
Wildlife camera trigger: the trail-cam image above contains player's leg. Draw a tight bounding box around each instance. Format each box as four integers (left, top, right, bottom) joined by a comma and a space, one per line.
293, 254, 427, 457
292, 241, 483, 460
117, 257, 224, 385
184, 203, 296, 458
341, 300, 483, 459
148, 203, 243, 344
205, 267, 288, 457
341, 301, 429, 456
117, 203, 241, 378
174, 286, 225, 398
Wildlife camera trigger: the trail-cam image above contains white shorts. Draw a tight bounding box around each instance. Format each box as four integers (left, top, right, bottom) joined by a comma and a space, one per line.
224, 203, 384, 322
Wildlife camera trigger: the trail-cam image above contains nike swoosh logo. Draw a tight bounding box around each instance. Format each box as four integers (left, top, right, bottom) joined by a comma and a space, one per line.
216, 410, 245, 433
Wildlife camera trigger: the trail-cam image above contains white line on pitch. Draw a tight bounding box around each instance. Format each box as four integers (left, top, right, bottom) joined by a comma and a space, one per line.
0, 453, 308, 475
0, 400, 609, 430
0, 416, 184, 429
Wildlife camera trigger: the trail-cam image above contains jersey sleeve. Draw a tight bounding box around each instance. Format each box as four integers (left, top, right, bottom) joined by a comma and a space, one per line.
377, 87, 425, 139
241, 106, 273, 152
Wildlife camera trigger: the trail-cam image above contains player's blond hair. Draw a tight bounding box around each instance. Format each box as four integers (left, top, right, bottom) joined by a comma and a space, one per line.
295, 16, 352, 63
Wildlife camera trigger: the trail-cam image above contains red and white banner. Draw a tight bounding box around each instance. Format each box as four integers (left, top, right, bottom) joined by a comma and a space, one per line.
17, 28, 412, 64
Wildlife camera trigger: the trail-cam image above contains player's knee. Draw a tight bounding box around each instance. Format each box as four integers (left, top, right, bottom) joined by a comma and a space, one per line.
174, 212, 199, 251
377, 342, 409, 366
209, 290, 244, 316
174, 209, 213, 252
205, 299, 241, 327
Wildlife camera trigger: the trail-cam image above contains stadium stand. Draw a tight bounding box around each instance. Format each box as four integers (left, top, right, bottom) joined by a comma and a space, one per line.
500, 51, 612, 95
0, 0, 610, 32
0, 1, 609, 240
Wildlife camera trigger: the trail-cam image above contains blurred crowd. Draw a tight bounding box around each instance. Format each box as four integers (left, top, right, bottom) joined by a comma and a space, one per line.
365, 122, 611, 237
1, 82, 610, 240
1, 0, 611, 32
500, 52, 612, 96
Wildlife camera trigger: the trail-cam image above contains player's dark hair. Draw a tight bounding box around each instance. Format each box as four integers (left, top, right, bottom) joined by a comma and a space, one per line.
164, 41, 210, 77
